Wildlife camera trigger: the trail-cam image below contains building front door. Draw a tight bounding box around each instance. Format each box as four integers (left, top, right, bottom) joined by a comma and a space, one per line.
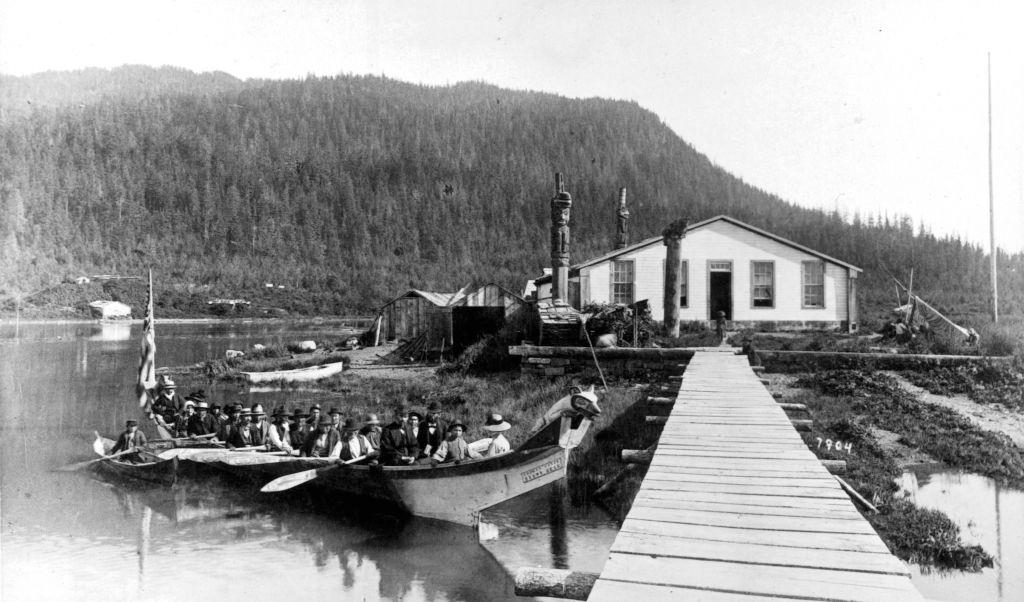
709, 261, 732, 320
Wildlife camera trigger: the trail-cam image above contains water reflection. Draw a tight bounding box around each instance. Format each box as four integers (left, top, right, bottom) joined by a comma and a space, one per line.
1, 322, 617, 601
898, 465, 1024, 602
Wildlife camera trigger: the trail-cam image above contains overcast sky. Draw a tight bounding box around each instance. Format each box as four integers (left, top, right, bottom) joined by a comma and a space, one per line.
2, 0, 1022, 252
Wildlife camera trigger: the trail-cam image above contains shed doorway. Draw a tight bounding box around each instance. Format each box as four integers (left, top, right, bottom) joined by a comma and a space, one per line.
709, 261, 732, 320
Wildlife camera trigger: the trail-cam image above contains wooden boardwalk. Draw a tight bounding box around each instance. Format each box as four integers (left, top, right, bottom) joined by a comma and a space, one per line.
587, 350, 924, 602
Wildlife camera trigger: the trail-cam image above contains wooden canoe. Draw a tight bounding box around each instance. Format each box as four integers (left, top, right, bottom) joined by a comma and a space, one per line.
239, 361, 345, 383
173, 387, 602, 526
92, 453, 180, 486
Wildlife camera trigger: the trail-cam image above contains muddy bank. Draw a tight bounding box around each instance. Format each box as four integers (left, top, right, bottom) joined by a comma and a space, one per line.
763, 369, 1022, 570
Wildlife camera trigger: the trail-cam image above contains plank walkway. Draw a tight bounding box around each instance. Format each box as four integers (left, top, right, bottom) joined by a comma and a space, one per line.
587, 350, 924, 602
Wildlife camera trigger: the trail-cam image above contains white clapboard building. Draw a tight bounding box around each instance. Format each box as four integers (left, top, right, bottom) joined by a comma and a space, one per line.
533, 215, 862, 332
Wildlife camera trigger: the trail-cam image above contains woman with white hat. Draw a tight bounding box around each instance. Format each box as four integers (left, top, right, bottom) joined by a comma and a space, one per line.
482, 413, 512, 457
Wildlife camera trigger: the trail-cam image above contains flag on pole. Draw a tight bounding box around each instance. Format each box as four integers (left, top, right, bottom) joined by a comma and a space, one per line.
137, 270, 157, 409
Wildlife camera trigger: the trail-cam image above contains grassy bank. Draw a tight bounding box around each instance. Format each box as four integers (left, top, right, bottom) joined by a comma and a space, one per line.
782, 368, 1024, 570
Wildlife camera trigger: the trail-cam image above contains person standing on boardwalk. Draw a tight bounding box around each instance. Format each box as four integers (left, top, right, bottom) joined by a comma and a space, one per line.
110, 420, 147, 454
715, 310, 727, 342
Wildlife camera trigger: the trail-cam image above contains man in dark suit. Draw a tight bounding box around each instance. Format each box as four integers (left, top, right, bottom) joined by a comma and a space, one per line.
187, 401, 217, 436
110, 420, 147, 454
301, 420, 341, 458
418, 401, 447, 459
380, 405, 415, 465
226, 409, 262, 448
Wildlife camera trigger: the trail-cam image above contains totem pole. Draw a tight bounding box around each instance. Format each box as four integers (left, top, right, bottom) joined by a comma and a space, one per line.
615, 188, 630, 250
663, 218, 688, 337
550, 173, 573, 303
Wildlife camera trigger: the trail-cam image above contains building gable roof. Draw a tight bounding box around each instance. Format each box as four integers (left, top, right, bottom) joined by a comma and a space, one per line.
534, 215, 862, 284
380, 289, 463, 310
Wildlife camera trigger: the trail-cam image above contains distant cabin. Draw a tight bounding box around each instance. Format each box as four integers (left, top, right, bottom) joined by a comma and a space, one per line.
533, 215, 861, 332
88, 300, 132, 320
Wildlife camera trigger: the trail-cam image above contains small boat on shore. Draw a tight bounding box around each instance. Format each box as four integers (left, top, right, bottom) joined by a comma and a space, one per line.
240, 360, 345, 383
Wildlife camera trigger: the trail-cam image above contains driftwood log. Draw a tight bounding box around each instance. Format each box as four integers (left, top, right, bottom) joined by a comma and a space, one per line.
514, 568, 598, 600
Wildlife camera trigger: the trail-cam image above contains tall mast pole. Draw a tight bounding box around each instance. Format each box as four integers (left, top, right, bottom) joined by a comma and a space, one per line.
988, 52, 998, 322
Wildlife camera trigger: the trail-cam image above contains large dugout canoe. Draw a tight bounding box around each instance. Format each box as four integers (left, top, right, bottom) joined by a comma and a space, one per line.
239, 361, 345, 383
160, 387, 602, 526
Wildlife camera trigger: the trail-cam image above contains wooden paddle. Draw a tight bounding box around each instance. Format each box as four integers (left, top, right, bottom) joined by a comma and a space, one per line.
260, 455, 368, 493
56, 448, 140, 472
155, 433, 217, 442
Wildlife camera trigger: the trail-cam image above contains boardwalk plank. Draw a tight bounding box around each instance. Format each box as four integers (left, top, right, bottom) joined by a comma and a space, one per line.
626, 505, 878, 534
631, 495, 865, 520
635, 489, 855, 508
620, 518, 892, 554
612, 531, 910, 576
587, 580, 811, 601
597, 554, 923, 601
640, 471, 842, 489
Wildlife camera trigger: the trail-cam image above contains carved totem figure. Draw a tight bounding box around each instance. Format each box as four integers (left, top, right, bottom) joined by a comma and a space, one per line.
550, 173, 573, 301
615, 188, 630, 249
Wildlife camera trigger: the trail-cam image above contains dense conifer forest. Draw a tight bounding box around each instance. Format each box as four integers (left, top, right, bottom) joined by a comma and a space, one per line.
1, 66, 1020, 322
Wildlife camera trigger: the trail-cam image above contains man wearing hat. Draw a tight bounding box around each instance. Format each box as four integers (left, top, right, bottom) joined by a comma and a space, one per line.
481, 413, 512, 457
300, 418, 342, 458
360, 414, 382, 452
173, 400, 197, 438
155, 375, 184, 412
211, 404, 227, 425
337, 418, 376, 462
431, 422, 481, 464
306, 404, 323, 429
381, 404, 417, 465
187, 400, 217, 436
111, 419, 147, 454
226, 409, 262, 448
266, 407, 294, 454
289, 409, 310, 449
327, 407, 343, 434
251, 404, 271, 442
418, 401, 447, 460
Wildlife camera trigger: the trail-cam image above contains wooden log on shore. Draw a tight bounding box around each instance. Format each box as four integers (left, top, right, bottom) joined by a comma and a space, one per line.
751, 365, 765, 373
777, 403, 808, 412
759, 378, 770, 385
514, 568, 598, 600
790, 419, 812, 431
646, 415, 668, 425
592, 463, 641, 498
836, 475, 879, 514
821, 459, 847, 474
647, 396, 675, 405
772, 391, 784, 399
621, 448, 654, 464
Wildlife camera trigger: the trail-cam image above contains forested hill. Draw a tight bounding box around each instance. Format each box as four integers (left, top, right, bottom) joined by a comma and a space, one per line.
1, 66, 1020, 320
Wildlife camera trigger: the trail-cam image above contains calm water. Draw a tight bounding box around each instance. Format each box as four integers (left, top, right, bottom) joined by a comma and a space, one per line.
0, 322, 619, 601
898, 465, 1024, 602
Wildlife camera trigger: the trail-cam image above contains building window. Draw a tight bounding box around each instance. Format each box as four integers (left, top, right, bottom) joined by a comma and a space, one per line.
680, 261, 688, 307
611, 260, 634, 305
802, 261, 825, 308
752, 261, 774, 308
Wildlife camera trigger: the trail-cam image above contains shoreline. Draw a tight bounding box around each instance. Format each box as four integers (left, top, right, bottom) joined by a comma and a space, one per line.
0, 316, 374, 326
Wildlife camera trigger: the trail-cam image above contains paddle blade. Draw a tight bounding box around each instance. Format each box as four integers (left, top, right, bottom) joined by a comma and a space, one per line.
92, 432, 106, 456
260, 468, 319, 493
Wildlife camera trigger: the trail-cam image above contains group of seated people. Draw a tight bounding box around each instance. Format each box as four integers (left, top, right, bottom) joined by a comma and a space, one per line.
142, 377, 512, 466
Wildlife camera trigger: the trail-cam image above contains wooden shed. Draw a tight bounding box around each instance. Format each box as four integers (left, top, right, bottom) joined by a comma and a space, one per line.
377, 290, 462, 343
449, 283, 530, 349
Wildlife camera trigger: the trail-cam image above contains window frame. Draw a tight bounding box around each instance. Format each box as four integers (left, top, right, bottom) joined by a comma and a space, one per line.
750, 260, 775, 309
801, 260, 826, 309
610, 259, 635, 305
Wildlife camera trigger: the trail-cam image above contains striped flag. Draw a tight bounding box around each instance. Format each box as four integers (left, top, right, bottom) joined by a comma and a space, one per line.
136, 270, 157, 409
